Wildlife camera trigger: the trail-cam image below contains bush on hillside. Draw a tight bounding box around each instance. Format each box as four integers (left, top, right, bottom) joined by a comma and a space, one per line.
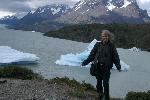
49, 77, 97, 98
49, 77, 96, 91
0, 66, 43, 80
125, 91, 150, 100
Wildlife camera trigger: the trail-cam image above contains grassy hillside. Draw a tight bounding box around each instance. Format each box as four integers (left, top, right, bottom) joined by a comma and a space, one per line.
1, 66, 150, 99
45, 24, 150, 51
0, 66, 122, 100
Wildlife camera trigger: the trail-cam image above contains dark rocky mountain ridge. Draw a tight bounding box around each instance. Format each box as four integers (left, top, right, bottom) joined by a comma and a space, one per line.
56, 0, 150, 24
5, 4, 71, 32
1, 1, 150, 32
19, 4, 71, 25
0, 15, 19, 26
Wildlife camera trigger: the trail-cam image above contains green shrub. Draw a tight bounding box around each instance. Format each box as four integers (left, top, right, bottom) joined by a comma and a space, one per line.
81, 80, 96, 91
0, 66, 43, 80
49, 77, 97, 98
125, 91, 150, 100
49, 77, 96, 91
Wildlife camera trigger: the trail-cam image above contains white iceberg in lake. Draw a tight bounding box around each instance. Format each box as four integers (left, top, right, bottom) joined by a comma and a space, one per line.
128, 47, 141, 52
31, 31, 35, 32
0, 46, 39, 65
56, 39, 130, 71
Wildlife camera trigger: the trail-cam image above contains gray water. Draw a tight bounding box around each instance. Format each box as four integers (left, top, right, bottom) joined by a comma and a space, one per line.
2, 26, 150, 98
0, 27, 96, 86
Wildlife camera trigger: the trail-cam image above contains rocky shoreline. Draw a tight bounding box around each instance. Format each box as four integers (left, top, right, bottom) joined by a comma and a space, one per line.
0, 78, 99, 100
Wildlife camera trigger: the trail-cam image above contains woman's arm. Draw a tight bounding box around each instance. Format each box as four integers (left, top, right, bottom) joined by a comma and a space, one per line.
82, 42, 99, 66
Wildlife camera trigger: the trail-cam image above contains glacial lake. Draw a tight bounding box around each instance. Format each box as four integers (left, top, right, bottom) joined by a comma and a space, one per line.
0, 26, 95, 85
1, 25, 150, 98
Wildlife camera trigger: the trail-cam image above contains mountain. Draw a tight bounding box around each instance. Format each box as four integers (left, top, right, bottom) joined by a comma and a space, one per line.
8, 4, 71, 32
0, 15, 19, 25
18, 4, 71, 25
6, 1, 150, 32
56, 0, 150, 24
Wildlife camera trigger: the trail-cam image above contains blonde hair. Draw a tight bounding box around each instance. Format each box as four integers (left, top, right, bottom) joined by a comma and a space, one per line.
101, 30, 114, 42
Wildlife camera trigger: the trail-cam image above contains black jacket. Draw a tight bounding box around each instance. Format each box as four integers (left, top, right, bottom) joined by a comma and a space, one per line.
82, 42, 121, 70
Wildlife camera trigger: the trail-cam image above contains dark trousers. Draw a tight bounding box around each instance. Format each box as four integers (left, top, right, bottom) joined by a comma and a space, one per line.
96, 64, 110, 100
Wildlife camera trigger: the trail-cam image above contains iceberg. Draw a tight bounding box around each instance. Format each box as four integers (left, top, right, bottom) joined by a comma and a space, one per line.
56, 39, 130, 71
31, 31, 35, 32
128, 47, 141, 52
0, 46, 39, 65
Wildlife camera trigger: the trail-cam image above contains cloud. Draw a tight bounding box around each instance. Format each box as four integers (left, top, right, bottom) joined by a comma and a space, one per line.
0, 0, 80, 18
0, 0, 31, 13
137, 0, 150, 12
26, 0, 79, 9
138, 0, 150, 4
0, 11, 15, 18
0, 0, 79, 12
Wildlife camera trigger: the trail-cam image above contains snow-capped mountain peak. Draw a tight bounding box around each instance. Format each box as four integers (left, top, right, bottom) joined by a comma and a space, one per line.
73, 0, 134, 11
27, 10, 35, 14
35, 4, 70, 15
57, 0, 150, 24
106, 0, 131, 11
74, 0, 102, 12
106, 0, 116, 11
1, 15, 18, 20
17, 4, 71, 25
0, 15, 19, 26
120, 0, 131, 8
51, 8, 61, 15
74, 0, 86, 11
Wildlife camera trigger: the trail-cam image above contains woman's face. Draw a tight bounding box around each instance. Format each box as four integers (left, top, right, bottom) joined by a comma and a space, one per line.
101, 32, 109, 43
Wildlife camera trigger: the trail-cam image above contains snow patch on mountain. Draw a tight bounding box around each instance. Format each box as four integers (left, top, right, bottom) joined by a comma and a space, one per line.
74, 0, 86, 11
121, 0, 131, 8
1, 16, 17, 20
106, 0, 131, 11
31, 11, 35, 14
51, 8, 61, 15
107, 0, 116, 11
34, 5, 70, 15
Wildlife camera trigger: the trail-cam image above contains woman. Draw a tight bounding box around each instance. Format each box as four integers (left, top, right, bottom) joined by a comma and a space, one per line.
82, 30, 121, 100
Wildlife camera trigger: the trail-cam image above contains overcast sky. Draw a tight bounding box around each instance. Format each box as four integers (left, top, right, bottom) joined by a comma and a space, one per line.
0, 0, 150, 18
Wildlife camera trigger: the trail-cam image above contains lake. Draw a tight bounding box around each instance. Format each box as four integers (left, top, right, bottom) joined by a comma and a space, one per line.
1, 25, 150, 98
0, 26, 95, 85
